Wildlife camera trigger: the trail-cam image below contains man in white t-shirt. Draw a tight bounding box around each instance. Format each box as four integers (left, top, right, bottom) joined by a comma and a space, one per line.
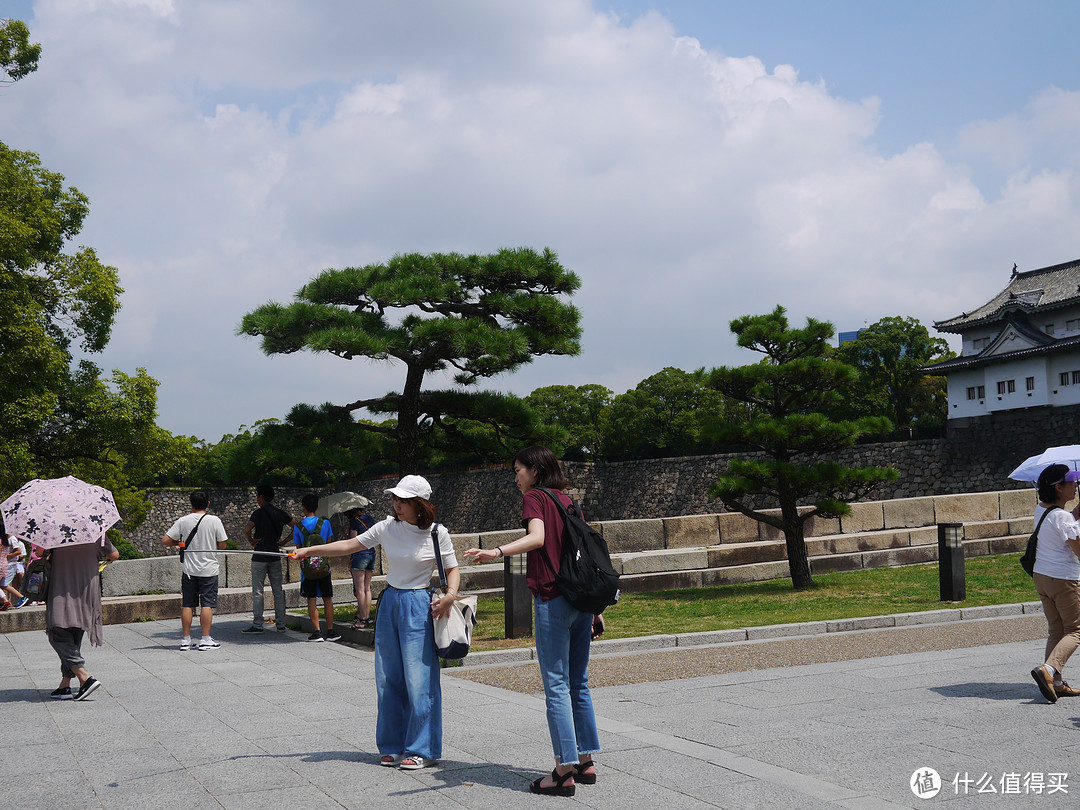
161, 490, 228, 651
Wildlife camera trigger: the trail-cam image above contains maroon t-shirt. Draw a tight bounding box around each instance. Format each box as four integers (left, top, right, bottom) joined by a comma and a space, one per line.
522, 487, 574, 600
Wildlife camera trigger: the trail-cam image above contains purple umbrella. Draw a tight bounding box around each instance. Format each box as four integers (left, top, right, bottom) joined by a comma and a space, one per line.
0, 476, 121, 549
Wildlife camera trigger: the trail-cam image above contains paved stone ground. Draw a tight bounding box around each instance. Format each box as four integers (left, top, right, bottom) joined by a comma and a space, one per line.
2, 612, 1077, 809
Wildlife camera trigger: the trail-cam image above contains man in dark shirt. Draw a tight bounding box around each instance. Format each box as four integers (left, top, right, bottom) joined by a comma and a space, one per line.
242, 485, 294, 633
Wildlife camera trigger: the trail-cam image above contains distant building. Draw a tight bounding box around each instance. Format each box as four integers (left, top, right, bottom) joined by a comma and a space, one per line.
837, 329, 865, 345
924, 258, 1080, 419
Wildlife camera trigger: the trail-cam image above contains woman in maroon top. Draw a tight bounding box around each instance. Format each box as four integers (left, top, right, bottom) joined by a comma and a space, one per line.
465, 446, 600, 797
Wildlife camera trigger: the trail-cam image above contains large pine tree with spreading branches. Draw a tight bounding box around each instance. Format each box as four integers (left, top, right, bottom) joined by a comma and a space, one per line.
238, 247, 581, 475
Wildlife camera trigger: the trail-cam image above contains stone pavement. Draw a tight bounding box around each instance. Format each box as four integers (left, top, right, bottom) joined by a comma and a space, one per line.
2, 612, 1078, 809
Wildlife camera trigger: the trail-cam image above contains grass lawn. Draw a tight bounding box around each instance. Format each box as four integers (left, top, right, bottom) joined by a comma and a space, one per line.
318, 553, 1037, 652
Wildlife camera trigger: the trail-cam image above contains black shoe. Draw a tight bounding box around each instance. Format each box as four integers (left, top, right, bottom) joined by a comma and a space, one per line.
307, 632, 325, 642
49, 686, 72, 700
324, 630, 342, 642
74, 677, 101, 701
530, 768, 575, 797
241, 625, 264, 634
573, 761, 597, 784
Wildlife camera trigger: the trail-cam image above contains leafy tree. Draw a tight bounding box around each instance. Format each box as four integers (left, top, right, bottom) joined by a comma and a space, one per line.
833, 316, 953, 432
602, 368, 732, 461
33, 362, 199, 553
0, 19, 40, 84
525, 384, 613, 459
238, 248, 582, 474
0, 139, 190, 547
707, 306, 899, 590
0, 141, 122, 487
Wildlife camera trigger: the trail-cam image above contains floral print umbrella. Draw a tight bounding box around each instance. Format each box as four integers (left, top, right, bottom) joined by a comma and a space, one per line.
0, 476, 121, 549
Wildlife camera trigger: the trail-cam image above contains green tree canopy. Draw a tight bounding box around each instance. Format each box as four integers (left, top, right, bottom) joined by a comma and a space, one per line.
0, 19, 40, 84
0, 141, 123, 485
833, 316, 953, 432
525, 384, 613, 460
707, 306, 898, 589
239, 248, 582, 474
602, 368, 732, 461
0, 141, 189, 549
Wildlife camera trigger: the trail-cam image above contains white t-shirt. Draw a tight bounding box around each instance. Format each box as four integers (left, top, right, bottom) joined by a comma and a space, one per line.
166, 512, 228, 578
1032, 504, 1080, 581
359, 516, 458, 590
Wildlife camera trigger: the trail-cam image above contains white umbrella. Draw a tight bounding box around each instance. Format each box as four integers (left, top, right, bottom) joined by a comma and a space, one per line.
316, 491, 371, 518
1009, 445, 1080, 482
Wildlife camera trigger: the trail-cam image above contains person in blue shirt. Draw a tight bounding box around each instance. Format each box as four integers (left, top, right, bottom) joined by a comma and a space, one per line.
293, 493, 339, 642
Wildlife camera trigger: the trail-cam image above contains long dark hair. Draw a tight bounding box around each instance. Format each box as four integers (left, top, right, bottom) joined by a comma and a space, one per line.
514, 445, 568, 490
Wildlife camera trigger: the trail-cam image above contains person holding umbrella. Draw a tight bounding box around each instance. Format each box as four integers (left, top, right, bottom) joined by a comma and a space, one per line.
0, 476, 123, 700
1030, 463, 1080, 703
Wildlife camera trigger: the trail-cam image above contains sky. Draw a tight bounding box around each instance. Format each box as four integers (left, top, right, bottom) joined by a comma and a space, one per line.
4, 0, 1080, 441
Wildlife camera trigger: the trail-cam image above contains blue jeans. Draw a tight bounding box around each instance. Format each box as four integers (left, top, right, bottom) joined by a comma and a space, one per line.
251, 559, 285, 629
533, 595, 601, 764
374, 587, 442, 760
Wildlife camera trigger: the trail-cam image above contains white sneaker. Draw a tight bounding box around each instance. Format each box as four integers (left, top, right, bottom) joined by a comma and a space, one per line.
198, 637, 220, 650
179, 637, 192, 651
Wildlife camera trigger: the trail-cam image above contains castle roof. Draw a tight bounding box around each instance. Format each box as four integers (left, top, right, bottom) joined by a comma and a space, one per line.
934, 258, 1080, 333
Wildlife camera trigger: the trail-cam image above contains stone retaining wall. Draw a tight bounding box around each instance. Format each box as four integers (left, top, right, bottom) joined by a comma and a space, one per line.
105, 488, 1036, 594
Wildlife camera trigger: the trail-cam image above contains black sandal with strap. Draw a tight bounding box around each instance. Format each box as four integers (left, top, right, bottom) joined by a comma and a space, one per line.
573, 761, 596, 784
530, 767, 576, 797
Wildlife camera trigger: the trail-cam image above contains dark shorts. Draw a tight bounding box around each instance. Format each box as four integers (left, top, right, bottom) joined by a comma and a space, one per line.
300, 576, 334, 599
181, 574, 219, 609
350, 549, 376, 571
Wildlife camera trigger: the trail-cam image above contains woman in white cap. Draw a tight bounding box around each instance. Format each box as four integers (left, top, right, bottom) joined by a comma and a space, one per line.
293, 475, 459, 770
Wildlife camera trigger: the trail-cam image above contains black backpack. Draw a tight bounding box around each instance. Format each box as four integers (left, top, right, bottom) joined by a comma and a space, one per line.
537, 488, 620, 615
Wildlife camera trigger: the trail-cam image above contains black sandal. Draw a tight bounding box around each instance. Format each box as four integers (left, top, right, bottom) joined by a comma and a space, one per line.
574, 761, 597, 784
530, 768, 576, 797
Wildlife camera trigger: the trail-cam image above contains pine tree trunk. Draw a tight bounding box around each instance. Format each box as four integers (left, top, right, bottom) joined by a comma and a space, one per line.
395, 363, 425, 476
780, 498, 814, 590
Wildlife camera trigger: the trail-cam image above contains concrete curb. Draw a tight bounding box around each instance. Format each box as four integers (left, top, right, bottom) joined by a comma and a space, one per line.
456, 600, 1046, 668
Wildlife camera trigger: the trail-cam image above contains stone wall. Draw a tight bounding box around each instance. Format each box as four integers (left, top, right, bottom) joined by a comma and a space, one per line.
123, 405, 1077, 555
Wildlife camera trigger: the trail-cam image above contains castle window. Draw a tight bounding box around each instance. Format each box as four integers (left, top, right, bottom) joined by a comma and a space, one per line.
1062, 372, 1070, 386
1027, 377, 1036, 391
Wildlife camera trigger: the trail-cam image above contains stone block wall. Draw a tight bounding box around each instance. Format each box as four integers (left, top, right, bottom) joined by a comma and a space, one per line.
121, 400, 1064, 553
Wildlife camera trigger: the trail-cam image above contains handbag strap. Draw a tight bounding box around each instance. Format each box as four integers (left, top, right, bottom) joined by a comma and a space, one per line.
1032, 504, 1062, 543
431, 524, 448, 591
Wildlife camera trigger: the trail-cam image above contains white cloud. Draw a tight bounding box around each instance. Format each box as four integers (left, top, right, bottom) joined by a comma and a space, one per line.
5, 0, 1080, 438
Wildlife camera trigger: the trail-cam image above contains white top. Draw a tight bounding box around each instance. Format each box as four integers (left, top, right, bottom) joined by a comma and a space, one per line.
359, 516, 458, 590
166, 512, 228, 578
1032, 504, 1080, 581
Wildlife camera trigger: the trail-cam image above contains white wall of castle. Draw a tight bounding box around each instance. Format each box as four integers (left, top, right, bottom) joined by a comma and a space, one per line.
946, 351, 1080, 418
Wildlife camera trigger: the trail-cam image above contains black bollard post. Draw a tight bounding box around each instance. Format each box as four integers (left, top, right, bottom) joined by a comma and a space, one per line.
504, 551, 532, 638
938, 522, 966, 601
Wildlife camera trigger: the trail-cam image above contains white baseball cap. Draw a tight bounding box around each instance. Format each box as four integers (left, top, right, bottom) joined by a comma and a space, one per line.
384, 474, 432, 500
